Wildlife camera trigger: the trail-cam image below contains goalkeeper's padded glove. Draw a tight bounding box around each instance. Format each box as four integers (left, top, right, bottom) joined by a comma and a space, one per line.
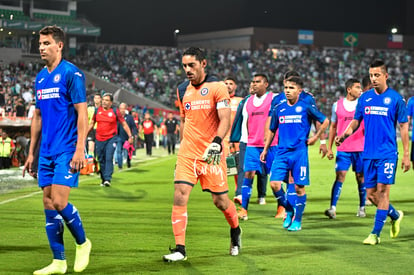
202, 136, 222, 165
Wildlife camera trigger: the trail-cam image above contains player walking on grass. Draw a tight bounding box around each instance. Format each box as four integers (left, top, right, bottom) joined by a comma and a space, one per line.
261, 76, 329, 231
23, 25, 91, 274
336, 59, 410, 245
163, 47, 241, 262
325, 79, 367, 219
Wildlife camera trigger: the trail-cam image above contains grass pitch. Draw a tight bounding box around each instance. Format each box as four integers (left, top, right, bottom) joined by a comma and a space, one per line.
0, 144, 412, 274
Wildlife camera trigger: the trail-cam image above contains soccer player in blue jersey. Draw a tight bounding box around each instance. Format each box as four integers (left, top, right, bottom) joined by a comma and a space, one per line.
261, 76, 329, 231
407, 96, 414, 168
336, 59, 410, 245
23, 25, 91, 274
264, 70, 327, 219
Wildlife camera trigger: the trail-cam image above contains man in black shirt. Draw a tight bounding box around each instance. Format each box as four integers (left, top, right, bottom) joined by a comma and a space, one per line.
164, 112, 179, 155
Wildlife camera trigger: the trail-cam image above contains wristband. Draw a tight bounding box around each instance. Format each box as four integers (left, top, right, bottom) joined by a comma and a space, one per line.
212, 136, 222, 144
320, 139, 326, 145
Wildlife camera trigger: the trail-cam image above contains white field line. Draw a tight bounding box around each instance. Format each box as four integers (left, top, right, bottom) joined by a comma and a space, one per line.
0, 155, 173, 205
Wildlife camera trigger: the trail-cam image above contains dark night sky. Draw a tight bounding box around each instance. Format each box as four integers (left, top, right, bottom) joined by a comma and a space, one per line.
77, 0, 408, 46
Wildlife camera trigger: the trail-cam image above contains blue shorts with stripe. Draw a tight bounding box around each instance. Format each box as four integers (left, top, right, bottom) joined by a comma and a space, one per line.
244, 146, 277, 174
38, 151, 79, 188
335, 151, 363, 173
363, 158, 398, 188
270, 148, 309, 186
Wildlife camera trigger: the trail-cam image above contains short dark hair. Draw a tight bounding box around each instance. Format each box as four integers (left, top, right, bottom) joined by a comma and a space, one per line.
39, 25, 65, 44
370, 59, 387, 73
285, 76, 303, 88
224, 76, 237, 83
254, 73, 268, 83
345, 78, 360, 91
361, 75, 371, 89
102, 93, 113, 101
94, 93, 102, 98
182, 47, 206, 62
284, 70, 300, 80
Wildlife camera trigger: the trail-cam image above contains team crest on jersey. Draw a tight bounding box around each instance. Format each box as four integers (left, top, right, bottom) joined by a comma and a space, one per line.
279, 116, 285, 123
383, 97, 391, 105
53, 74, 61, 83
200, 88, 209, 96
295, 106, 303, 113
37, 90, 42, 100
185, 102, 191, 110
364, 106, 371, 114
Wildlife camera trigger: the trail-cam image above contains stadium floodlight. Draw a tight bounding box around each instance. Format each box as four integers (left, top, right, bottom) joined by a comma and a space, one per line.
391, 27, 398, 34
174, 29, 180, 34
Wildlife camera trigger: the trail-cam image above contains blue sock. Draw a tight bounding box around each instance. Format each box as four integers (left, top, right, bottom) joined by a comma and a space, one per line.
44, 209, 65, 260
294, 194, 307, 223
330, 181, 343, 207
388, 204, 399, 220
286, 184, 296, 213
372, 209, 388, 236
272, 188, 286, 208
58, 203, 86, 245
241, 178, 253, 210
358, 182, 366, 207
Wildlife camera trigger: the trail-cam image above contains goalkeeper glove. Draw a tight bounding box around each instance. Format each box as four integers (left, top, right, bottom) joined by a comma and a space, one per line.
202, 136, 222, 165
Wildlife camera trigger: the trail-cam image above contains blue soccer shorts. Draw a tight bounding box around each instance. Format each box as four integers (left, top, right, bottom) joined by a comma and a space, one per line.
363, 158, 398, 188
270, 148, 309, 186
244, 146, 276, 174
335, 151, 363, 173
38, 151, 79, 188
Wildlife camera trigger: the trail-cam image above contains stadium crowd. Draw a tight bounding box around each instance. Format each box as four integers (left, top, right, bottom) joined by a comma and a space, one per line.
73, 44, 414, 114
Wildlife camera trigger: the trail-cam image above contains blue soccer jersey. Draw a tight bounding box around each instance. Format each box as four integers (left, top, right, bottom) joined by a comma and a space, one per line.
35, 60, 87, 157
354, 88, 408, 159
407, 96, 414, 142
269, 99, 326, 151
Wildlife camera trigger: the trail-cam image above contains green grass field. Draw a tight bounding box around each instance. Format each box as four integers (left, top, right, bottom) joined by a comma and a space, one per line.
0, 144, 412, 274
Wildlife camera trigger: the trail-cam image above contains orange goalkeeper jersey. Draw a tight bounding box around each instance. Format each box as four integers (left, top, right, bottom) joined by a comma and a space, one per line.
177, 75, 230, 159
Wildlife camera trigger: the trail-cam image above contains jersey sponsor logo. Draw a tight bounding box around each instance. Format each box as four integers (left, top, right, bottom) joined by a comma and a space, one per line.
65, 175, 72, 179
186, 99, 211, 110
365, 98, 372, 102
200, 88, 209, 96
279, 115, 302, 123
383, 97, 391, 105
251, 111, 264, 116
74, 72, 83, 77
38, 78, 45, 84
53, 74, 61, 83
295, 106, 303, 113
364, 106, 388, 116
36, 87, 60, 100
280, 108, 286, 113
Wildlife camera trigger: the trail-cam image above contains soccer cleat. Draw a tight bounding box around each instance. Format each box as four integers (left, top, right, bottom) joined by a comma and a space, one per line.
274, 205, 286, 219
283, 211, 294, 228
324, 208, 336, 219
257, 197, 266, 205
287, 220, 302, 231
233, 195, 242, 205
390, 210, 404, 238
356, 207, 366, 218
163, 246, 187, 262
74, 238, 92, 272
33, 259, 67, 275
103, 181, 111, 187
100, 182, 105, 187
230, 226, 242, 256
237, 207, 248, 221
363, 233, 380, 245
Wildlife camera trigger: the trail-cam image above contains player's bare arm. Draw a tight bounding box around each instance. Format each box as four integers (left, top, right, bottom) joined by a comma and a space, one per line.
327, 121, 337, 160
308, 118, 329, 146
121, 120, 134, 144
71, 102, 88, 172
216, 100, 231, 139
260, 128, 275, 163
23, 108, 42, 177
335, 119, 360, 146
179, 116, 185, 142
399, 121, 411, 172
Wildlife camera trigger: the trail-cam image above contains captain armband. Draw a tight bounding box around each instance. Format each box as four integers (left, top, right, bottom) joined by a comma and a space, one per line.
216, 99, 230, 109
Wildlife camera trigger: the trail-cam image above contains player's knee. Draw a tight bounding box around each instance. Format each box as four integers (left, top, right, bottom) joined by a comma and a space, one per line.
270, 181, 281, 191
